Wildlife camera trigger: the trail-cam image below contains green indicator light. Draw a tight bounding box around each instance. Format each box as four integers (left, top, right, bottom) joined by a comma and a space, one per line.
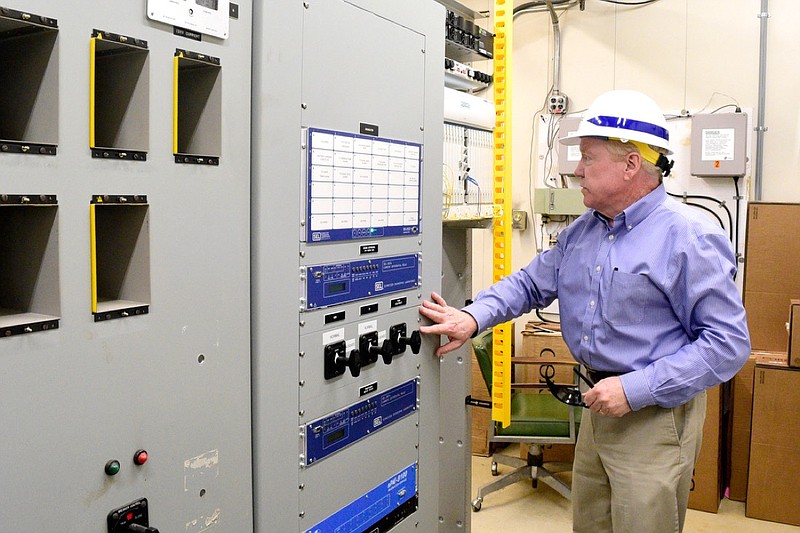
104, 459, 121, 476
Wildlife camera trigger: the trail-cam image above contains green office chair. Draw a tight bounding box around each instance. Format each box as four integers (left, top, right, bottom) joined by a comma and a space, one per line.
470, 331, 581, 511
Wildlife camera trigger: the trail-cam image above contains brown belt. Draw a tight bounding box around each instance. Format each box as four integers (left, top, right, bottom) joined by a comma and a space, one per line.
586, 367, 623, 384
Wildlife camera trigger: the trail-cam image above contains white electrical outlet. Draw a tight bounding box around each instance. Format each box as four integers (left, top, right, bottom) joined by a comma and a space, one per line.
548, 94, 568, 114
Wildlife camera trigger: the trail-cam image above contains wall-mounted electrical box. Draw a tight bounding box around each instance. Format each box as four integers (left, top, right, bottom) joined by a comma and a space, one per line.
533, 187, 585, 216
557, 116, 581, 176
690, 112, 748, 177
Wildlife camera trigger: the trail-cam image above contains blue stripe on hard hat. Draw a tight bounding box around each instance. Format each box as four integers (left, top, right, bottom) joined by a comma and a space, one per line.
586, 115, 669, 142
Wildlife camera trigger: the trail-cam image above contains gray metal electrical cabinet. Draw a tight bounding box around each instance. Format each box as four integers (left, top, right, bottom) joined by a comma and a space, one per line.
251, 1, 444, 531
690, 112, 748, 177
0, 2, 253, 531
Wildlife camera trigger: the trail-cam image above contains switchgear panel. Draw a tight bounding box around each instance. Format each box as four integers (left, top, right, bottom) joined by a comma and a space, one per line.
1, 2, 253, 531
252, 0, 443, 531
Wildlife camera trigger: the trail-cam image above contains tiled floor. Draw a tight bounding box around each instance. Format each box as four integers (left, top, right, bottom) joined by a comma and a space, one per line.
470, 448, 800, 532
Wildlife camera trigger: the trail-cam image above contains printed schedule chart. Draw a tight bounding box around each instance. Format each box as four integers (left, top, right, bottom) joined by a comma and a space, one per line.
306, 128, 422, 243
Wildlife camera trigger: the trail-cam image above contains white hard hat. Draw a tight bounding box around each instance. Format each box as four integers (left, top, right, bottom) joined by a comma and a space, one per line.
560, 90, 672, 155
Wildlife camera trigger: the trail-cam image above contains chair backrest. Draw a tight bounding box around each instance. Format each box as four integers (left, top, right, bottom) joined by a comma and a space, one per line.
471, 330, 495, 394
471, 330, 581, 443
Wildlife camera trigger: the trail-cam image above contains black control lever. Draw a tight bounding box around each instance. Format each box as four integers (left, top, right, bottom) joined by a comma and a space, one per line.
346, 349, 362, 377
127, 525, 160, 533
371, 339, 397, 365
396, 330, 421, 354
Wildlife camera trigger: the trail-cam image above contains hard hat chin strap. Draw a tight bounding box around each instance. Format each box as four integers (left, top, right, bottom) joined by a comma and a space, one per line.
627, 140, 674, 177
655, 153, 675, 177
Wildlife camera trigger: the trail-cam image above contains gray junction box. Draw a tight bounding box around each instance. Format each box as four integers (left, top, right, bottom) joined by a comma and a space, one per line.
690, 112, 748, 177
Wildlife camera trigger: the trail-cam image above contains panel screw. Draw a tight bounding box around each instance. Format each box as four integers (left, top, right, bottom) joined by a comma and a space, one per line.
301, 103, 308, 109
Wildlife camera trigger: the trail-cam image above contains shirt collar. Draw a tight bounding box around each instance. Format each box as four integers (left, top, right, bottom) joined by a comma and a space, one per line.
591, 184, 666, 231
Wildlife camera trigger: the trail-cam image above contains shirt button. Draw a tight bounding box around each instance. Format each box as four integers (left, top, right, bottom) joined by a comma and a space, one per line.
608, 235, 615, 241
627, 224, 633, 230
595, 265, 601, 272
583, 335, 589, 341
590, 300, 596, 307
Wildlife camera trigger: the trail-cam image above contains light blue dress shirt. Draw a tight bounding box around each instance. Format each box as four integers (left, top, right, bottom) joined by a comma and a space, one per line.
463, 184, 751, 410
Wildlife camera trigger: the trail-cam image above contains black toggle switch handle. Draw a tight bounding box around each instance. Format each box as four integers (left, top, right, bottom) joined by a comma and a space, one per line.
347, 349, 362, 377
127, 525, 160, 533
397, 330, 422, 355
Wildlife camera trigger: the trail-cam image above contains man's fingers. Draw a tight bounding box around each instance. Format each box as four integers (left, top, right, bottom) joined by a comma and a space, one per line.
419, 323, 448, 336
435, 338, 464, 357
430, 291, 447, 307
419, 303, 446, 324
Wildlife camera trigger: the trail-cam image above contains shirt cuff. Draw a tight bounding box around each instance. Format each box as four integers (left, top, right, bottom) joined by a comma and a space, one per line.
461, 302, 490, 336
619, 369, 656, 411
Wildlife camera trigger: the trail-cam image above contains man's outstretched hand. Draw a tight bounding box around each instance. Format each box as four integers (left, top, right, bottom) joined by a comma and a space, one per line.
418, 292, 478, 357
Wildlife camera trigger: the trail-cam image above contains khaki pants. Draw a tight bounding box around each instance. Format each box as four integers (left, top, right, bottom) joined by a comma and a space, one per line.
572, 391, 707, 533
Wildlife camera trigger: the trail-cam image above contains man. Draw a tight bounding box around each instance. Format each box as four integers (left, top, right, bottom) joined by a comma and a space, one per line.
419, 90, 750, 533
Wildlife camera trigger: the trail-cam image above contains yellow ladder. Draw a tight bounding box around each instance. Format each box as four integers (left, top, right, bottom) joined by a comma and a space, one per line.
492, 0, 513, 427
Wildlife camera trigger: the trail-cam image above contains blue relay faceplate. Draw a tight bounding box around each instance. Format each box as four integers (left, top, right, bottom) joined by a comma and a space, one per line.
304, 254, 419, 310
304, 463, 418, 533
303, 379, 418, 466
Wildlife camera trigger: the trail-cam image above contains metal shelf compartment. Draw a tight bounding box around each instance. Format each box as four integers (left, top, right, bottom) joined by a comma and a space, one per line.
0, 195, 60, 337
90, 195, 150, 321
173, 49, 222, 165
89, 29, 149, 161
0, 6, 58, 155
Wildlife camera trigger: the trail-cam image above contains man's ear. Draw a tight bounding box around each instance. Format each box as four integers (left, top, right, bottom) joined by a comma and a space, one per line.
623, 151, 642, 180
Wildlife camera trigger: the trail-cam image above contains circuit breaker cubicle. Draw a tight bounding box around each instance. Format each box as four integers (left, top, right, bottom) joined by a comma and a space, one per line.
251, 1, 444, 531
0, 2, 253, 531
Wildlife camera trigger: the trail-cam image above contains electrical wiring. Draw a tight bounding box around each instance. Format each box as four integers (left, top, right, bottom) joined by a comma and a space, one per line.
668, 92, 742, 121
442, 163, 456, 218
708, 104, 741, 114
536, 309, 561, 324
732, 176, 742, 280
465, 174, 483, 217
597, 0, 661, 5
667, 190, 733, 241
514, 0, 583, 18
666, 191, 728, 237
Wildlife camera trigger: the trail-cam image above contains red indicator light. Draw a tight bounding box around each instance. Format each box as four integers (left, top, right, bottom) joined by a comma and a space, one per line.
133, 449, 149, 466
126, 512, 134, 520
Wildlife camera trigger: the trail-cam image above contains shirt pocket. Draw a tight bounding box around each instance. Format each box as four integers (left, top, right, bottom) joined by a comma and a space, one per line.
602, 270, 657, 327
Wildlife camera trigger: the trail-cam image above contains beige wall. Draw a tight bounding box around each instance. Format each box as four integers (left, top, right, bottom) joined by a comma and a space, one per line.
459, 0, 798, 335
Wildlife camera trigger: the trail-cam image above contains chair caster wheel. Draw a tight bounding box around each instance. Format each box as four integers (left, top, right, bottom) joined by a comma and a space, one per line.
490, 461, 499, 476
471, 497, 483, 512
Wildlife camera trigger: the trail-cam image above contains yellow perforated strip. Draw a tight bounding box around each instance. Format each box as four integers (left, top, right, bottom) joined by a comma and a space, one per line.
491, 0, 513, 428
